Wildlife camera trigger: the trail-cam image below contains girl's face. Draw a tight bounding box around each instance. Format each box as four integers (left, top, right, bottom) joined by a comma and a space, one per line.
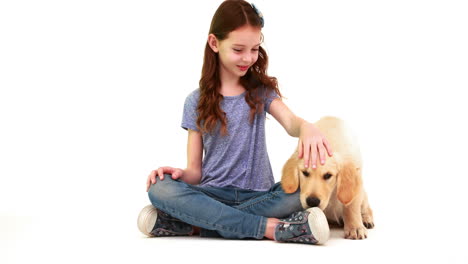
210, 25, 262, 80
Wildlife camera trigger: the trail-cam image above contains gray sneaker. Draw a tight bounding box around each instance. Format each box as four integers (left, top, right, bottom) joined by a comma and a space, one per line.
137, 205, 193, 237
274, 207, 330, 245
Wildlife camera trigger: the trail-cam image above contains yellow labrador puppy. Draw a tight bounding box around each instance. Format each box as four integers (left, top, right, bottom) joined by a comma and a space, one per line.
281, 116, 374, 239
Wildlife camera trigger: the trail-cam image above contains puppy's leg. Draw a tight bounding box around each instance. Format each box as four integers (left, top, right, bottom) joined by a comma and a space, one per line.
343, 196, 368, 239
361, 191, 374, 229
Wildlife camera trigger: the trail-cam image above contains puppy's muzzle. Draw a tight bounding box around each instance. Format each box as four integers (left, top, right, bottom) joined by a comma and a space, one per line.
306, 196, 321, 208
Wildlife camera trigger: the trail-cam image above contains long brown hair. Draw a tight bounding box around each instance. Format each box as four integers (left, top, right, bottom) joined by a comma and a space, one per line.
197, 0, 281, 135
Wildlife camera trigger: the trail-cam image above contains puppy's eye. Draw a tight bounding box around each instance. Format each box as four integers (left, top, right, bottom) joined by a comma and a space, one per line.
302, 171, 310, 177
323, 173, 333, 180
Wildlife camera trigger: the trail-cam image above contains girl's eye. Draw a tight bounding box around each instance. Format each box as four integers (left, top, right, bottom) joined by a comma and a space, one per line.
233, 49, 242, 52
252, 49, 259, 52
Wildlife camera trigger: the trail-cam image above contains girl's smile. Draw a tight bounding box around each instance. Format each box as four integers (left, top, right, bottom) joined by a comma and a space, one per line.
237, 65, 249, 72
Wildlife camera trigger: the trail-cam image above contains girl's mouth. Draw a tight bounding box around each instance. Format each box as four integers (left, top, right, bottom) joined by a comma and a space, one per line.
237, 65, 249, 71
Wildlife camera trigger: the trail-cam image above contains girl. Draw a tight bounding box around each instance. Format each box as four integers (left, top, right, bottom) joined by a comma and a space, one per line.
137, 0, 333, 245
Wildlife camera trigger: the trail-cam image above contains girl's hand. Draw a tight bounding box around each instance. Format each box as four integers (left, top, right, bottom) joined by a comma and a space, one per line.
146, 166, 184, 192
298, 122, 333, 169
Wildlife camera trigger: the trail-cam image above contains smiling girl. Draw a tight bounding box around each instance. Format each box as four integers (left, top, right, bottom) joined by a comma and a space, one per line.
137, 0, 333, 245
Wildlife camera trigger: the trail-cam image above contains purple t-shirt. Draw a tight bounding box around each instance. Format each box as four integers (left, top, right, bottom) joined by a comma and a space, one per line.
181, 88, 278, 191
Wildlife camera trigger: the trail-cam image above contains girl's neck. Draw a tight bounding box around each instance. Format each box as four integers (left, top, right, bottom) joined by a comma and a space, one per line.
219, 71, 245, 97
220, 83, 245, 97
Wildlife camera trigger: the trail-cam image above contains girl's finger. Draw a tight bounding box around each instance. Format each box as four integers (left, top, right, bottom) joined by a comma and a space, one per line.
150, 170, 156, 184
318, 142, 326, 165
162, 166, 176, 174
146, 171, 156, 192
157, 167, 165, 180
171, 170, 179, 179
146, 180, 152, 192
323, 137, 333, 157
297, 139, 304, 159
303, 142, 311, 168
310, 143, 318, 169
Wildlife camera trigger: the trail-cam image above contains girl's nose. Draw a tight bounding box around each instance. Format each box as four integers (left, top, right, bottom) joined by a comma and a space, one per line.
242, 55, 252, 63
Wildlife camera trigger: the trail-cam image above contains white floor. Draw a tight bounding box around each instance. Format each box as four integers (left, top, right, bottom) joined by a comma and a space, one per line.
3, 192, 468, 264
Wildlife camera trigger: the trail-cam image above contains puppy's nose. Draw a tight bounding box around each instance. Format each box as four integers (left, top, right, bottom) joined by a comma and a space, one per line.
306, 197, 321, 208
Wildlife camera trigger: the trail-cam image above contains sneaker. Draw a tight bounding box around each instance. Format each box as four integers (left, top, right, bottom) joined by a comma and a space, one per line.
274, 207, 330, 245
137, 205, 193, 237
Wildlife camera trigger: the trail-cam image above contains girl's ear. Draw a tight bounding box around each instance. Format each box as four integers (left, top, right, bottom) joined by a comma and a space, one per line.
281, 154, 300, 193
208, 34, 219, 53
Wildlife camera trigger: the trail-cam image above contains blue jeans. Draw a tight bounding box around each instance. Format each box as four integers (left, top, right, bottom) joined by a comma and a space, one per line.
147, 175, 303, 239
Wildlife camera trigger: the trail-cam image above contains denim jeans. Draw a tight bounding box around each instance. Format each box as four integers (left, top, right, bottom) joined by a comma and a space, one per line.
147, 175, 303, 239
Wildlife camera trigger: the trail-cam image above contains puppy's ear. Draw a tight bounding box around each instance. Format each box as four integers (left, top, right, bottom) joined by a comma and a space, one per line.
281, 155, 299, 193
337, 162, 362, 206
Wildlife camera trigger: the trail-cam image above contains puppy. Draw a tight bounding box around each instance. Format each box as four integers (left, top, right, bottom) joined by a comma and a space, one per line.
281, 116, 374, 239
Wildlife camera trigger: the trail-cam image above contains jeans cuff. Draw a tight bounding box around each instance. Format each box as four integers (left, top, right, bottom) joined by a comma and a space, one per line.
256, 216, 267, 239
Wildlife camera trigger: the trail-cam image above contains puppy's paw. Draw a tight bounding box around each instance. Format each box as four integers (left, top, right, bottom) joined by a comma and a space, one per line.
362, 215, 374, 229
362, 206, 374, 229
363, 220, 374, 229
344, 225, 368, 240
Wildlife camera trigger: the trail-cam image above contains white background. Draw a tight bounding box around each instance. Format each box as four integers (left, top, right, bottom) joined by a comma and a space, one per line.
1, 0, 467, 263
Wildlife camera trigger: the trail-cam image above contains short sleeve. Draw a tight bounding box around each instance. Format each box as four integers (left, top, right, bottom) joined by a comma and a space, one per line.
264, 88, 280, 114
181, 89, 200, 131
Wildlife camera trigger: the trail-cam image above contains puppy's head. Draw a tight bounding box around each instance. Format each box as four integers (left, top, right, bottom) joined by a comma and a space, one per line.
281, 152, 362, 209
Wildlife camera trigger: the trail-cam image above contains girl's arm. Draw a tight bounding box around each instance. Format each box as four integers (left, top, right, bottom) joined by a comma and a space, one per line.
181, 129, 203, 184
146, 129, 203, 191
268, 98, 333, 169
